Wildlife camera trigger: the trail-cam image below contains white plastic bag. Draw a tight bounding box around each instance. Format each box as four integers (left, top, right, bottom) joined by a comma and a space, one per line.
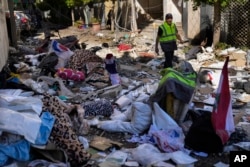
0, 108, 41, 144
128, 143, 197, 167
0, 93, 43, 115
152, 102, 178, 131
130, 143, 171, 167
149, 103, 185, 153
49, 40, 74, 69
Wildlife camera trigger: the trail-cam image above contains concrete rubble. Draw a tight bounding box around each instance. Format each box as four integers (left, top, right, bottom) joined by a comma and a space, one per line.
1, 25, 250, 167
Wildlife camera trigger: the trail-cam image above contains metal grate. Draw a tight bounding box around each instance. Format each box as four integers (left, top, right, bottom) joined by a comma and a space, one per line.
221, 1, 250, 47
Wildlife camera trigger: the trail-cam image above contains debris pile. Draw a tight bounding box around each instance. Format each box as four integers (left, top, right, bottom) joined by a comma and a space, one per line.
1, 26, 250, 167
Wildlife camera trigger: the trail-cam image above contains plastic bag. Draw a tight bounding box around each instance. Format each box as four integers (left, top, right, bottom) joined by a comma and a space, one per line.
130, 143, 171, 166
0, 108, 41, 144
0, 93, 43, 115
128, 143, 197, 167
152, 102, 178, 131
151, 126, 185, 153
0, 108, 54, 145
149, 103, 185, 153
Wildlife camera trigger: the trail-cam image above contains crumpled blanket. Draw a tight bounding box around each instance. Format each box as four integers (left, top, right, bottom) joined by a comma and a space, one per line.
67, 50, 109, 88
41, 94, 91, 166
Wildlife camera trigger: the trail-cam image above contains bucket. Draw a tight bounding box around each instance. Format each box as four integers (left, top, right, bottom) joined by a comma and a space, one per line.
92, 23, 101, 32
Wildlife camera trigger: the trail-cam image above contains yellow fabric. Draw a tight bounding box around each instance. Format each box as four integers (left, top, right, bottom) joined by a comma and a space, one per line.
166, 93, 175, 118
7, 72, 20, 80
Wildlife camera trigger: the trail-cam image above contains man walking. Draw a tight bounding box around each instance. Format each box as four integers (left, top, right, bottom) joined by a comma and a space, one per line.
155, 13, 183, 68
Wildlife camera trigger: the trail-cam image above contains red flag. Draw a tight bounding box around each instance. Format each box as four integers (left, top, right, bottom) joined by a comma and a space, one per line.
211, 57, 235, 145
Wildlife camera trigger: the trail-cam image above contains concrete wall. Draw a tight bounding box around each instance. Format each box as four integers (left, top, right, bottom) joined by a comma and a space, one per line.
164, 0, 182, 23
0, 0, 9, 70
186, 1, 201, 39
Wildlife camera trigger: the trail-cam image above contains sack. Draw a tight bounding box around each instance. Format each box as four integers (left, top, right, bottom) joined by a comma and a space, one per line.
98, 102, 152, 134
184, 112, 223, 153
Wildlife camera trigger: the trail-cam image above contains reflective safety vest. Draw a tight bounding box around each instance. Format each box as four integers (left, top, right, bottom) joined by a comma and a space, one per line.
159, 22, 177, 43
159, 68, 197, 88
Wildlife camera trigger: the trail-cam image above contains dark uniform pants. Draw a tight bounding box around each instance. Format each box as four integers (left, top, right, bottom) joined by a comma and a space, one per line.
164, 51, 174, 68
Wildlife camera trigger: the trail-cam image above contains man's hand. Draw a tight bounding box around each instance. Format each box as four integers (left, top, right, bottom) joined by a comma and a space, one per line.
177, 33, 183, 44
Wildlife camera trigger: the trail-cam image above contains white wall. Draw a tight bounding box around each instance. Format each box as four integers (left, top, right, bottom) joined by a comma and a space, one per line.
0, 0, 9, 70
163, 0, 182, 23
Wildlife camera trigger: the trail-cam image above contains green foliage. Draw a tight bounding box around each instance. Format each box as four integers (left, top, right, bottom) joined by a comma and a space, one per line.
90, 17, 100, 23
215, 42, 230, 50
65, 0, 75, 7
184, 0, 247, 10
74, 20, 84, 27
65, 0, 95, 8
239, 46, 249, 52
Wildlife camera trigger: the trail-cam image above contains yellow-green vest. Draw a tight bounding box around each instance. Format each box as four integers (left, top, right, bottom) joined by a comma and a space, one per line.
159, 22, 177, 43
159, 68, 197, 88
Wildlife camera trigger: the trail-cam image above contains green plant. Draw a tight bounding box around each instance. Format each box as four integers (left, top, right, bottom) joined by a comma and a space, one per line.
240, 46, 249, 52
215, 42, 230, 50
91, 17, 100, 24
74, 20, 83, 27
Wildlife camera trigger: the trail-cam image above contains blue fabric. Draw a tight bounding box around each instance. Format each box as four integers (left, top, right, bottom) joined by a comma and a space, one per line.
7, 77, 20, 84
0, 153, 8, 166
35, 111, 55, 145
0, 139, 30, 166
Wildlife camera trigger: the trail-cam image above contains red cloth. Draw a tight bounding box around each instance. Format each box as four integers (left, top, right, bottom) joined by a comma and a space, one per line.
56, 68, 85, 82
211, 57, 235, 145
118, 44, 132, 51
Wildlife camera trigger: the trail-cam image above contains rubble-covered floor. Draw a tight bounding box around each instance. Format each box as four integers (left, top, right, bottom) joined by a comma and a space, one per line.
1, 21, 250, 167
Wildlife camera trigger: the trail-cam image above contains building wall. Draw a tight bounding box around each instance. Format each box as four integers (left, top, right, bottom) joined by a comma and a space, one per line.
186, 1, 201, 39
103, 0, 202, 41
0, 0, 9, 70
138, 0, 163, 19
164, 0, 182, 23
